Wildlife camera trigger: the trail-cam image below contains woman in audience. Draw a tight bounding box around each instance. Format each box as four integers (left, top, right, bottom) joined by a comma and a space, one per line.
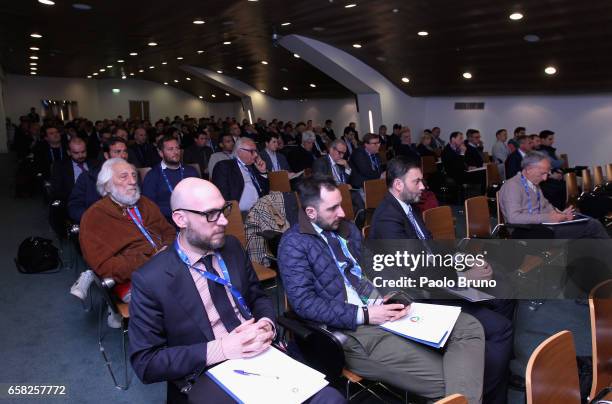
417, 132, 437, 157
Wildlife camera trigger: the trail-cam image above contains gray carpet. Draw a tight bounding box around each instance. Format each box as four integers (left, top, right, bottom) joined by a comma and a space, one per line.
0, 154, 592, 404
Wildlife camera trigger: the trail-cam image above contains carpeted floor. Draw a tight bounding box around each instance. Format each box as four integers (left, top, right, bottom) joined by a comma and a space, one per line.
0, 153, 592, 404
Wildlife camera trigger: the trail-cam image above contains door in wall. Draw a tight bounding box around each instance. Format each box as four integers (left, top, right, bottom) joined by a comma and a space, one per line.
129, 100, 150, 121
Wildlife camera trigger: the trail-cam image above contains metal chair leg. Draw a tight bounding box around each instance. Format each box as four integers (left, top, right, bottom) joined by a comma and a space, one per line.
97, 299, 130, 390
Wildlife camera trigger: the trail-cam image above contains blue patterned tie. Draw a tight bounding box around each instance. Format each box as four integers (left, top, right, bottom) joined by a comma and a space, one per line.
406, 204, 427, 240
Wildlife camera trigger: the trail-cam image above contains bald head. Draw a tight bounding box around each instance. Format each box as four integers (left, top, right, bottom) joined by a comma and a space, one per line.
171, 177, 222, 212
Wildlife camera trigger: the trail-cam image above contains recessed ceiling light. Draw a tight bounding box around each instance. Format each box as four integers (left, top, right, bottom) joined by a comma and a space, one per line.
313, 26, 325, 32
87, 75, 92, 78
99, 68, 105, 72
193, 19, 205, 24
149, 66, 155, 69
417, 31, 429, 36
293, 53, 300, 58
117, 59, 124, 63
198, 95, 203, 99
138, 69, 144, 72
38, 0, 55, 5
176, 56, 184, 60
129, 52, 138, 56
30, 33, 42, 38
72, 3, 92, 10
247, 0, 258, 2
463, 72, 473, 79
30, 62, 37, 66
309, 83, 316, 88
30, 67, 37, 70
174, 79, 179, 83
148, 42, 158, 46
345, 3, 357, 8
282, 86, 289, 91
216, 70, 223, 74
29, 46, 40, 51
185, 77, 191, 80
93, 72, 98, 76
164, 82, 168, 85
260, 89, 266, 93
106, 65, 113, 68
401, 77, 410, 83
121, 75, 126, 79
30, 72, 37, 75
223, 41, 232, 45
29, 55, 39, 60
509, 12, 523, 20
211, 94, 216, 98
129, 72, 134, 76
544, 66, 557, 75
392, 8, 399, 13
112, 88, 120, 93
161, 61, 167, 65
261, 60, 268, 64
236, 65, 243, 69
524, 34, 540, 42
352, 43, 362, 48
197, 50, 204, 54
223, 93, 229, 97
281, 22, 291, 26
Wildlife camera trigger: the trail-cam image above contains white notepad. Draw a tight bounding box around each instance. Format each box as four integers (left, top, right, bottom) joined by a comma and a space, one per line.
380, 303, 462, 348
206, 347, 328, 404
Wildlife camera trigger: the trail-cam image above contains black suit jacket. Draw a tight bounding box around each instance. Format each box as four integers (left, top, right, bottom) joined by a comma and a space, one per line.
394, 143, 421, 163
369, 192, 432, 240
464, 142, 484, 168
129, 143, 161, 168
211, 159, 269, 203
312, 155, 350, 184
441, 144, 467, 183
349, 147, 382, 189
323, 127, 336, 141
288, 146, 316, 172
505, 150, 523, 179
129, 236, 275, 386
32, 141, 67, 179
50, 158, 97, 202
182, 145, 213, 176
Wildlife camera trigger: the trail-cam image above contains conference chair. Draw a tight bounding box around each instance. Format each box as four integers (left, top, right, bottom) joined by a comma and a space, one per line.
588, 279, 612, 402
187, 163, 201, 178
363, 178, 386, 225
464, 196, 492, 238
421, 155, 437, 178
482, 151, 491, 163
422, 206, 456, 240
268, 170, 291, 193
92, 274, 130, 390
434, 394, 468, 404
593, 166, 604, 189
137, 167, 152, 183
565, 172, 579, 207
581, 168, 593, 193
607, 164, 612, 183
337, 183, 355, 221
525, 330, 581, 404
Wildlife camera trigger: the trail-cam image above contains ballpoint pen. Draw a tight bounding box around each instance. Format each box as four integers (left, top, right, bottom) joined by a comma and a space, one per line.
233, 369, 280, 379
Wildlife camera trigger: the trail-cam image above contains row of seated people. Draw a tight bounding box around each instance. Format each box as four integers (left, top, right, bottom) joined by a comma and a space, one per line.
73, 144, 608, 403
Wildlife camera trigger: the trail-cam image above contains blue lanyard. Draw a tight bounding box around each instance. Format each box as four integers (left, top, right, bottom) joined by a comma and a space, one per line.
174, 240, 253, 318
369, 153, 379, 171
161, 164, 184, 193
235, 158, 262, 194
320, 231, 363, 286
520, 174, 541, 214
126, 206, 159, 250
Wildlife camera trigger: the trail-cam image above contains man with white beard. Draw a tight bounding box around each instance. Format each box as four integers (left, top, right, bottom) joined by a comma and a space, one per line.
79, 158, 175, 327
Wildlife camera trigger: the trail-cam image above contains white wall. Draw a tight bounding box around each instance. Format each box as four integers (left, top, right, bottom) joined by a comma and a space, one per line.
4, 74, 208, 122
423, 95, 612, 166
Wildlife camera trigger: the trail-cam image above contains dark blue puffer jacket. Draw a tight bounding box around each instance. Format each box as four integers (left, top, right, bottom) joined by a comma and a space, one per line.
278, 214, 363, 331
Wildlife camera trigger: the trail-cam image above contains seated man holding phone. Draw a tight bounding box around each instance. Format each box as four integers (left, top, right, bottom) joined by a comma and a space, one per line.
278, 177, 486, 403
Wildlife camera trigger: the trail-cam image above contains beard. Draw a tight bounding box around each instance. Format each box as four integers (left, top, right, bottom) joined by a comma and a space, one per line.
400, 187, 421, 204
109, 182, 141, 206
185, 222, 226, 252
314, 216, 341, 232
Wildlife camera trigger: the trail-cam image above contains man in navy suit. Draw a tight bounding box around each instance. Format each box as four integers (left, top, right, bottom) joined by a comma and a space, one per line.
349, 133, 383, 190
212, 137, 269, 212
505, 134, 533, 179
50, 137, 96, 203
369, 157, 514, 404
129, 178, 345, 404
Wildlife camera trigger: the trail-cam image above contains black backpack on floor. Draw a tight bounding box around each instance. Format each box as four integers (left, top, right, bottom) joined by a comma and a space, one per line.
15, 237, 61, 274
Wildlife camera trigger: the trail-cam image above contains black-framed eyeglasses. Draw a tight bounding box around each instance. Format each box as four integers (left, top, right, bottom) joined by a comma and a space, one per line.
173, 202, 232, 222
240, 148, 258, 155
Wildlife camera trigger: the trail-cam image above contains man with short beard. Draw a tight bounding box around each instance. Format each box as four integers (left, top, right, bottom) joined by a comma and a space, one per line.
79, 158, 175, 319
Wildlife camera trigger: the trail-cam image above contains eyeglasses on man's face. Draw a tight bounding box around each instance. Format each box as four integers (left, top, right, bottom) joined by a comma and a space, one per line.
173, 201, 232, 222
240, 148, 258, 155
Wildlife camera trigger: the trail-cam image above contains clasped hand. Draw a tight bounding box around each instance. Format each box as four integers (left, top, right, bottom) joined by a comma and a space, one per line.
221, 318, 274, 359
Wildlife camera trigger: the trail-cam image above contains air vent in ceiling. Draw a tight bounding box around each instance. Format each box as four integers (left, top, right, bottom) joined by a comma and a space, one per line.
454, 102, 485, 110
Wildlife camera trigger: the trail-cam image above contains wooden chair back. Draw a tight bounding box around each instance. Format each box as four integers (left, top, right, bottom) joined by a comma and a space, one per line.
560, 153, 569, 169
464, 196, 491, 238
337, 183, 355, 220
526, 330, 581, 404
225, 200, 246, 247
593, 166, 604, 187
421, 155, 438, 177
607, 163, 612, 182
565, 172, 579, 207
589, 279, 612, 400
486, 162, 501, 187
434, 394, 468, 404
363, 178, 386, 210
483, 151, 491, 163
496, 191, 505, 225
581, 168, 593, 193
269, 170, 291, 192
423, 206, 455, 240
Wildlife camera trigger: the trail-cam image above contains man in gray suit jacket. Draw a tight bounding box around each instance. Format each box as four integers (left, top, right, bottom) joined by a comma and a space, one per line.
499, 152, 608, 239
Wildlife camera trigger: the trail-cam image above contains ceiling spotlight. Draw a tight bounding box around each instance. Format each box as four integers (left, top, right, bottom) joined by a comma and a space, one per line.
524, 34, 540, 42
149, 66, 155, 69
313, 26, 325, 32
309, 83, 316, 88
417, 31, 429, 36
225, 93, 230, 96
99, 68, 105, 72
282, 86, 289, 91
138, 69, 144, 72
117, 59, 125, 63
72, 3, 92, 10
30, 72, 37, 75
161, 61, 168, 65
509, 12, 523, 20
211, 94, 216, 98
236, 65, 243, 69
216, 70, 223, 74
29, 46, 40, 51
30, 67, 37, 70
174, 79, 179, 83
30, 55, 39, 60
121, 75, 126, 79
198, 95, 203, 99
462, 72, 473, 79
30, 62, 37, 65
401, 77, 410, 83
148, 42, 158, 46
112, 88, 120, 93
30, 33, 42, 38
164, 82, 168, 85
281, 22, 291, 26
352, 43, 362, 48
345, 3, 357, 8
185, 77, 191, 80
193, 19, 205, 24
197, 50, 204, 54
106, 65, 113, 68
261, 60, 268, 65
129, 52, 138, 56
93, 72, 98, 76
129, 72, 134, 76
176, 56, 184, 60
223, 41, 232, 45
293, 53, 300, 58
87, 75, 92, 78
38, 0, 55, 5
392, 8, 399, 13
544, 66, 557, 75
260, 89, 266, 93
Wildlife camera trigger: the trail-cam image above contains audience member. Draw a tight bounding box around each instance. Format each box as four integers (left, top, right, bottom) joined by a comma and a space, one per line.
33, 125, 67, 179
505, 135, 532, 179
323, 119, 336, 141
538, 130, 564, 169
50, 137, 95, 203
341, 127, 359, 158
212, 137, 269, 212
394, 127, 420, 162
260, 133, 290, 172
183, 131, 213, 177
278, 177, 485, 403
349, 133, 383, 190
129, 127, 161, 168
416, 132, 437, 157
441, 131, 468, 184
508, 126, 526, 153
431, 126, 445, 149
288, 131, 317, 172
208, 133, 235, 176
464, 129, 485, 168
